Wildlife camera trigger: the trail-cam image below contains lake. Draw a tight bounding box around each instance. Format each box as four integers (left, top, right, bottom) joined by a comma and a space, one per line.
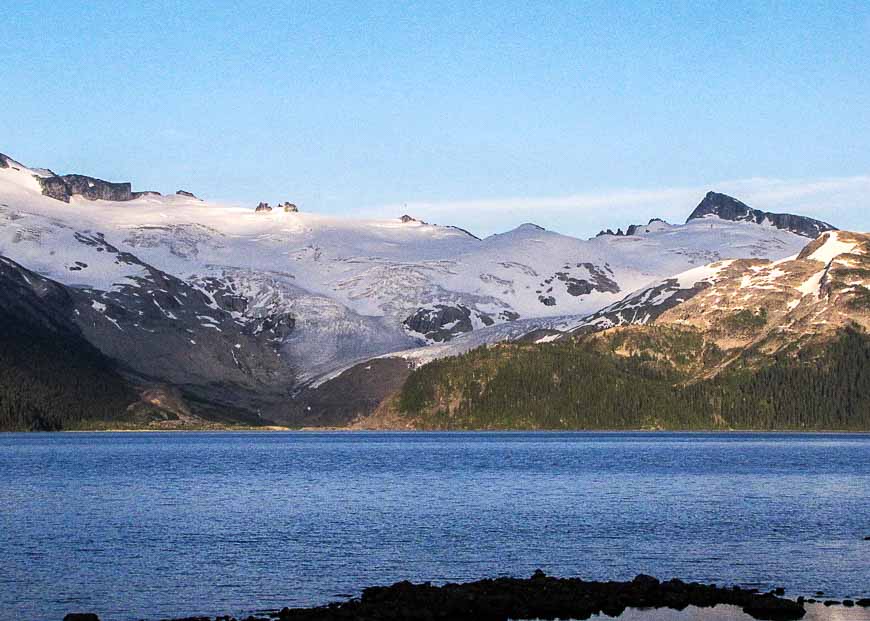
1, 432, 868, 621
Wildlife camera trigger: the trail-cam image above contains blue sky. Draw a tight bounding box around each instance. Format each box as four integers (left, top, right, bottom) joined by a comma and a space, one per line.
2, 1, 869, 237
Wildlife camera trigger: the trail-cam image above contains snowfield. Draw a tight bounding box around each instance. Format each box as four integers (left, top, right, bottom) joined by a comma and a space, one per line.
0, 155, 811, 381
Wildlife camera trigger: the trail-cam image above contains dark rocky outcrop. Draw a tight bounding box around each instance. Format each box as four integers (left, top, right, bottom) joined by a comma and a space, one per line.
176, 190, 198, 199
572, 278, 711, 334
153, 572, 810, 621
38, 174, 136, 202
687, 191, 837, 238
555, 262, 621, 297
597, 218, 668, 237
0, 152, 9, 168
255, 202, 272, 213
404, 304, 519, 342
404, 304, 473, 341
281, 202, 298, 213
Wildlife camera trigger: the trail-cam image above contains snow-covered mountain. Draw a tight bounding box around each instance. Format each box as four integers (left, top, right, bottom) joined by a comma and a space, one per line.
0, 150, 828, 426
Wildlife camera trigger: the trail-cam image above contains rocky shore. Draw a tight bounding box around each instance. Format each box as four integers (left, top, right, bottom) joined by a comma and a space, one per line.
64, 571, 870, 621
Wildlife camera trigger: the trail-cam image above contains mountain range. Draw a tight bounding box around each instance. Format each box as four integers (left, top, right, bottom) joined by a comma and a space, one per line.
1, 150, 864, 431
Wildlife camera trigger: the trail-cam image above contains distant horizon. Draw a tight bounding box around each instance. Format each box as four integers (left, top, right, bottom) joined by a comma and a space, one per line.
4, 145, 867, 239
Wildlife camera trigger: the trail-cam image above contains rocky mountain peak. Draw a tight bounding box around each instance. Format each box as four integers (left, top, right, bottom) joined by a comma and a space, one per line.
688, 191, 753, 222
687, 191, 837, 238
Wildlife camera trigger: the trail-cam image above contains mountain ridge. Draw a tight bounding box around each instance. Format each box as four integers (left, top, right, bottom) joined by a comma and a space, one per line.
687, 191, 837, 238
0, 148, 861, 429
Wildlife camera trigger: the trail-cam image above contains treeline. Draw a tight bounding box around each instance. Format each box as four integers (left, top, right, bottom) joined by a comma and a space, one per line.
0, 310, 135, 431
398, 327, 870, 431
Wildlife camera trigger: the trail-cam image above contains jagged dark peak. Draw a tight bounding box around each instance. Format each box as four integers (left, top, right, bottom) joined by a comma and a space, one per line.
0, 153, 9, 168
687, 191, 837, 239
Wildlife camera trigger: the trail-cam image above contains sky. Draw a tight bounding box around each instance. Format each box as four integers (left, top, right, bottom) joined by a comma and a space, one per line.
2, 1, 869, 238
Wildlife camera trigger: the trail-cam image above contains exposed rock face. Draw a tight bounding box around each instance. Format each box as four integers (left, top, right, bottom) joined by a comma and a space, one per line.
0, 153, 9, 168
404, 304, 519, 342
282, 201, 298, 213
38, 174, 135, 202
687, 191, 837, 238
405, 304, 473, 341
400, 214, 416, 223
176, 190, 197, 199
255, 201, 272, 213
572, 277, 711, 334
0, 234, 298, 427
557, 263, 621, 296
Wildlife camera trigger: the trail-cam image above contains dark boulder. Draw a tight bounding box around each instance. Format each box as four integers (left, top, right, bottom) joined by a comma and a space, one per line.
742, 595, 806, 620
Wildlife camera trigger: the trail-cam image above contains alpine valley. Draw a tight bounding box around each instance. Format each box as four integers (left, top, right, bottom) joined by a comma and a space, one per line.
1, 150, 866, 431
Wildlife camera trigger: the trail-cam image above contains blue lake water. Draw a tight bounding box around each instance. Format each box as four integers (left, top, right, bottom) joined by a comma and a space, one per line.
1, 432, 869, 621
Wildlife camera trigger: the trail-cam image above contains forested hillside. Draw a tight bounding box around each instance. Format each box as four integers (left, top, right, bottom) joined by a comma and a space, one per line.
0, 306, 136, 431
396, 326, 870, 430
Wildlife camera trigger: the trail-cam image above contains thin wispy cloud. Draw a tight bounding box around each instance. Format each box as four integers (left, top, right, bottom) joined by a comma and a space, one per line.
363, 176, 870, 238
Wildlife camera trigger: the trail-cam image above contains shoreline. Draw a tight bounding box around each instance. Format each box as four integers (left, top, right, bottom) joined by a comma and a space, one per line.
6, 427, 870, 434
62, 573, 870, 621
